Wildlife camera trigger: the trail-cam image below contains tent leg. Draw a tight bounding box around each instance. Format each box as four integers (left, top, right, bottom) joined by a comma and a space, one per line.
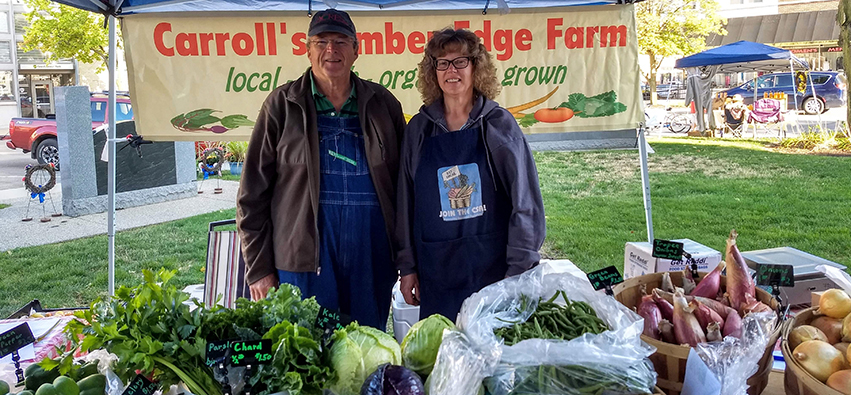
108, 14, 117, 296
638, 126, 654, 242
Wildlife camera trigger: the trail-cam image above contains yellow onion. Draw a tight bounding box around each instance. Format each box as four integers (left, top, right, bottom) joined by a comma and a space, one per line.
811, 316, 844, 345
794, 340, 847, 382
828, 370, 851, 395
789, 325, 829, 351
835, 342, 850, 356
842, 314, 851, 342
819, 289, 851, 319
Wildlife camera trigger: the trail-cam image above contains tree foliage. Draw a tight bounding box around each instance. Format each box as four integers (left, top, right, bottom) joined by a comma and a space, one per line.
636, 0, 726, 102
21, 0, 115, 70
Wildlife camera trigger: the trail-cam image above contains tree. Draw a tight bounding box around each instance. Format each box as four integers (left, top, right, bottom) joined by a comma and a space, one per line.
21, 0, 114, 71
636, 0, 726, 104
839, 0, 850, 133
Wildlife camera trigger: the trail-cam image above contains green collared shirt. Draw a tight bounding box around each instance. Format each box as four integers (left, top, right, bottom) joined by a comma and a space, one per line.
310, 71, 358, 118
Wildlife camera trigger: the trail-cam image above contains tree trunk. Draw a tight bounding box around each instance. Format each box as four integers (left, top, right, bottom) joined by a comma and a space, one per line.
840, 0, 851, 135
649, 51, 658, 105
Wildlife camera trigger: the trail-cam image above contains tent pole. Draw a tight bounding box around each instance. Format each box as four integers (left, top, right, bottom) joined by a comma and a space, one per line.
808, 71, 825, 131
638, 126, 653, 242
790, 59, 802, 138
107, 14, 117, 296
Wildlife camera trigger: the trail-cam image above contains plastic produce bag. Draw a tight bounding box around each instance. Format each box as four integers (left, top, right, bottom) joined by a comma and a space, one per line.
694, 312, 776, 395
816, 265, 851, 295
428, 261, 657, 395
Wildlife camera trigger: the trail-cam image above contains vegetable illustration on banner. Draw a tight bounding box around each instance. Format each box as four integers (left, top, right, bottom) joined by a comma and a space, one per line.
438, 164, 483, 221
171, 109, 255, 134
515, 90, 628, 128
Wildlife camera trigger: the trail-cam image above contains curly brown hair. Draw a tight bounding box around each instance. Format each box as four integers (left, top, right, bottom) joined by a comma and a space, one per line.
418, 28, 501, 106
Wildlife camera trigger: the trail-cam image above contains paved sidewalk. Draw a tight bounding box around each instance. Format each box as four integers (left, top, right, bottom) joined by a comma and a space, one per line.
0, 180, 240, 252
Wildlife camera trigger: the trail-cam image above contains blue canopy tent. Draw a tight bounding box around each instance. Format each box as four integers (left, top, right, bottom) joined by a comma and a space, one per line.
674, 40, 810, 133
47, 0, 651, 295
675, 40, 809, 73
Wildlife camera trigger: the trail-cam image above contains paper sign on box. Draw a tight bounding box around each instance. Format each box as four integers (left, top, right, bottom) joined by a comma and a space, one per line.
624, 239, 722, 279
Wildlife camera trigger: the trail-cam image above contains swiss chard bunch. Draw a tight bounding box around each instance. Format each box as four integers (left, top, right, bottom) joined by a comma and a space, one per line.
559, 91, 627, 118
65, 269, 222, 395
250, 321, 332, 395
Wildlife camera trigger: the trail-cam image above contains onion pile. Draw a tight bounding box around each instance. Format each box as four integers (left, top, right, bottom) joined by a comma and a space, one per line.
790, 289, 851, 394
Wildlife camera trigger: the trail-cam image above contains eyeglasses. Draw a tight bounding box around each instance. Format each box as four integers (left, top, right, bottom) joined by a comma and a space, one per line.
310, 38, 354, 49
434, 56, 473, 71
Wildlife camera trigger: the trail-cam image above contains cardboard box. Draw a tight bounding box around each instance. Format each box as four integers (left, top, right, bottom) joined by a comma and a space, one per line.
624, 239, 722, 279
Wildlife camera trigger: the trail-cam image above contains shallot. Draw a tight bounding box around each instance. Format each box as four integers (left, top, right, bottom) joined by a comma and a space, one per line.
673, 290, 706, 347
691, 261, 726, 299
723, 309, 742, 339
638, 295, 662, 340
724, 230, 755, 314
652, 289, 675, 321
706, 322, 722, 342
659, 319, 676, 344
691, 300, 725, 330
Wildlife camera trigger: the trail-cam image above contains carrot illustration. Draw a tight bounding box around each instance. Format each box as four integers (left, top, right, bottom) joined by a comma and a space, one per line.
505, 86, 560, 115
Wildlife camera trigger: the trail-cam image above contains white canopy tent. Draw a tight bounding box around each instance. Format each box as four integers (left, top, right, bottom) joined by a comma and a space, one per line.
48, 0, 651, 294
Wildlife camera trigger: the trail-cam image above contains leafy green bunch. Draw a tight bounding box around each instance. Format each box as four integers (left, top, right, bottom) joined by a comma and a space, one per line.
65, 269, 222, 395
197, 284, 322, 343
250, 321, 332, 395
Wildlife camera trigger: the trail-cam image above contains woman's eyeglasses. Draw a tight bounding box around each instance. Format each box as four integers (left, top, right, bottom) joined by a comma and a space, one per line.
310, 39, 354, 49
434, 56, 473, 71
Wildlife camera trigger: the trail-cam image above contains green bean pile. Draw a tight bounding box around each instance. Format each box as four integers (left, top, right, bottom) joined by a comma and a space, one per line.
507, 364, 655, 395
494, 291, 608, 346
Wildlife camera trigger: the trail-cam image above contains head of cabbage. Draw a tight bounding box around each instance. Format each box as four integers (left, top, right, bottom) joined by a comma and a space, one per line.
401, 314, 454, 376
329, 323, 401, 395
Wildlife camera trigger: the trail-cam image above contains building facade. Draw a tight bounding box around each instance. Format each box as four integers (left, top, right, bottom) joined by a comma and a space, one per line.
706, 0, 841, 87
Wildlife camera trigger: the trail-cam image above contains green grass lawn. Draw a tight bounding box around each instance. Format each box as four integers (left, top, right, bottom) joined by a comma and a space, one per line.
0, 137, 848, 317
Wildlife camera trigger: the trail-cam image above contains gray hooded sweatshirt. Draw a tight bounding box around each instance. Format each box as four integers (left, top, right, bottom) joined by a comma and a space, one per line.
395, 95, 546, 277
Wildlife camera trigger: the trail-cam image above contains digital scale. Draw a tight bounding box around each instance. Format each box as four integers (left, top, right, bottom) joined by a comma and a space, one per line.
741, 247, 844, 307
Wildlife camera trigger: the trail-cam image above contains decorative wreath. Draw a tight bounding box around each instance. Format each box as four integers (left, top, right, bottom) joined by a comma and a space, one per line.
23, 164, 57, 194
795, 71, 807, 94
200, 147, 224, 173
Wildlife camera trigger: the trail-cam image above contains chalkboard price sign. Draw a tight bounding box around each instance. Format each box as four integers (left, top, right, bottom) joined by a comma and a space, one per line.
205, 340, 232, 367
652, 239, 685, 260
0, 323, 35, 359
227, 339, 272, 366
587, 266, 624, 291
121, 374, 158, 395
316, 307, 351, 333
756, 264, 794, 287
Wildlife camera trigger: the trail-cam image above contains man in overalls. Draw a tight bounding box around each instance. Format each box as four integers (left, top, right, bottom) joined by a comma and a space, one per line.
237, 9, 406, 329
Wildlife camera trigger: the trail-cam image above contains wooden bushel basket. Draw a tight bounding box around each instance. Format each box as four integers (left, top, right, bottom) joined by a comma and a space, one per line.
782, 307, 846, 395
613, 271, 781, 395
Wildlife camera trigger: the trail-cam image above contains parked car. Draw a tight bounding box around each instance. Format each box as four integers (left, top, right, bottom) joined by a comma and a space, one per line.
3, 93, 134, 170
656, 82, 686, 100
723, 71, 846, 115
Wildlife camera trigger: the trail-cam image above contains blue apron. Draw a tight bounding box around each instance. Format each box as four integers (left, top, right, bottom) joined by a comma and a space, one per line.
413, 124, 510, 321
278, 115, 395, 330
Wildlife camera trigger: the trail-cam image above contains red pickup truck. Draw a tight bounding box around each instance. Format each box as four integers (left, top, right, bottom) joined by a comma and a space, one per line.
3, 94, 134, 170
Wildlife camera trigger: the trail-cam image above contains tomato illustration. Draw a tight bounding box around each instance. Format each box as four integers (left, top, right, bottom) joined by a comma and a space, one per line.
534, 107, 575, 123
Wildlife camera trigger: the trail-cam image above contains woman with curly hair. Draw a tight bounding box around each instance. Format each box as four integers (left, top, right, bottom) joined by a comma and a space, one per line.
395, 28, 546, 320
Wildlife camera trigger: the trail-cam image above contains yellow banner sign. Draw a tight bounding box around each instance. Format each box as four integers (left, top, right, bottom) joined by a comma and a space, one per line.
123, 5, 641, 141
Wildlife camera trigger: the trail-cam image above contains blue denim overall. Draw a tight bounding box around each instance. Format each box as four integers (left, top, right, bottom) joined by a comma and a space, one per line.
278, 115, 395, 329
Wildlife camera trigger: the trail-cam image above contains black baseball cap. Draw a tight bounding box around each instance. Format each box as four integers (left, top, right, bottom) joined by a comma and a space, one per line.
308, 9, 357, 40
